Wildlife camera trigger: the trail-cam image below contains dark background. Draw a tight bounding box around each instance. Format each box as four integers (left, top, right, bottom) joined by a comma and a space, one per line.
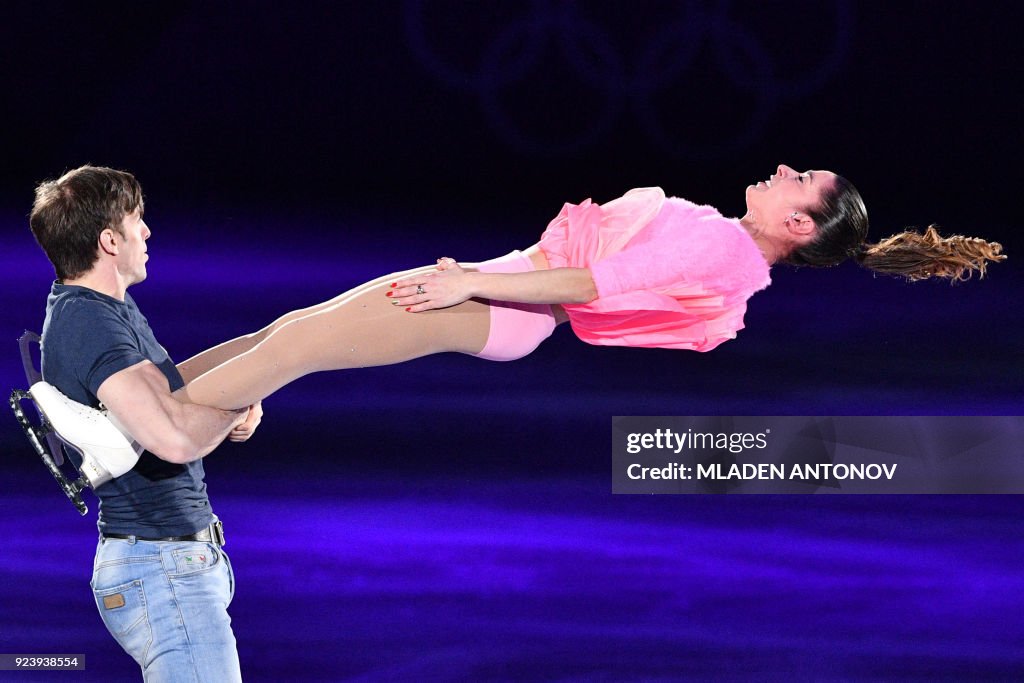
1, 2, 1022, 681
1, 2, 1018, 234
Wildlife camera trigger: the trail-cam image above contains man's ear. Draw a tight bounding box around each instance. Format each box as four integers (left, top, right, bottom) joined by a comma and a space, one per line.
98, 228, 120, 256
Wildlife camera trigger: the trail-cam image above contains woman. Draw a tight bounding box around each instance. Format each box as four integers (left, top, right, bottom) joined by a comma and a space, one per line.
174, 164, 1004, 411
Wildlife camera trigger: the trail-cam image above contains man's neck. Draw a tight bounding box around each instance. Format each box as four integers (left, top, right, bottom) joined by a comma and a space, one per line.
62, 269, 128, 301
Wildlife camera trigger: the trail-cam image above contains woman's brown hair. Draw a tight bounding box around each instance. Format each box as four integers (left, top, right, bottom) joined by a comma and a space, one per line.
854, 226, 1005, 282
787, 174, 1005, 282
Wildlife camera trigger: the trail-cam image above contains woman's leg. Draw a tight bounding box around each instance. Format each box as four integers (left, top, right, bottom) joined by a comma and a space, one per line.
254, 264, 447, 338
176, 274, 491, 410
177, 264, 447, 382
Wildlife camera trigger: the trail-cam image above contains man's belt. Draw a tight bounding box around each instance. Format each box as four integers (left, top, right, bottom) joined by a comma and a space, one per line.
102, 519, 226, 546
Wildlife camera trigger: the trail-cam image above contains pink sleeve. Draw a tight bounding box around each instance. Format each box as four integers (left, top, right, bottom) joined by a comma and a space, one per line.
589, 218, 760, 299
589, 238, 688, 298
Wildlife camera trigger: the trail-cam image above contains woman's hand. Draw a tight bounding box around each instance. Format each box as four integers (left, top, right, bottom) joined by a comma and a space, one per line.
388, 258, 473, 312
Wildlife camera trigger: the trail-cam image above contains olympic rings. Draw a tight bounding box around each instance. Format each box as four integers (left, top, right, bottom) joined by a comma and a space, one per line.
403, 1, 853, 158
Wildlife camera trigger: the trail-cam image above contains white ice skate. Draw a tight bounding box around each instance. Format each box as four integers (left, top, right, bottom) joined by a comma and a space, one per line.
28, 381, 141, 485
10, 331, 142, 514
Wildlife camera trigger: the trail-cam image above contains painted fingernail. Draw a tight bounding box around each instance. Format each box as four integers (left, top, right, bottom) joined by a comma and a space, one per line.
405, 307, 411, 312
391, 300, 400, 305
385, 291, 393, 297
390, 282, 397, 288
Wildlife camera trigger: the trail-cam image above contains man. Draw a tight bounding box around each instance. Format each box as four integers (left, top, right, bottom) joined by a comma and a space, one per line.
29, 165, 262, 681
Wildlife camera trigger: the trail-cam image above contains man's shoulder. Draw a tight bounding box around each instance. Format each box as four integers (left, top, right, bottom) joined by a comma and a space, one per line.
47, 287, 126, 327
42, 287, 153, 403
43, 288, 137, 356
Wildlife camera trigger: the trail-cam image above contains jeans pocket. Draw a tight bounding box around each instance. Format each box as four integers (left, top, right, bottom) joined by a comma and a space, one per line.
169, 542, 221, 577
92, 579, 152, 664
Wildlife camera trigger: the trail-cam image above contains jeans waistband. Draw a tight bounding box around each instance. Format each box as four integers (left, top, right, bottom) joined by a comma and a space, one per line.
101, 518, 226, 546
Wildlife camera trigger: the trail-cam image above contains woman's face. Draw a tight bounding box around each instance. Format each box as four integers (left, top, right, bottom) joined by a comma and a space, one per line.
745, 164, 836, 225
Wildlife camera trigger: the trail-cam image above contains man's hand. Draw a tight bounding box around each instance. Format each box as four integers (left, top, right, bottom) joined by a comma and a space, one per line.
228, 401, 263, 442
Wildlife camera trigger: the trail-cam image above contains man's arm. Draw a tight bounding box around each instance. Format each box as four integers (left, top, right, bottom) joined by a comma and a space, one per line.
97, 360, 246, 464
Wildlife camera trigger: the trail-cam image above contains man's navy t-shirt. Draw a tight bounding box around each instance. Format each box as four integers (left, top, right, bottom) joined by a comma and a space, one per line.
41, 283, 213, 537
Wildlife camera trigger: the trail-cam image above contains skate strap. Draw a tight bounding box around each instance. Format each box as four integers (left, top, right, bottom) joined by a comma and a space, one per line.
18, 331, 41, 385
18, 331, 65, 466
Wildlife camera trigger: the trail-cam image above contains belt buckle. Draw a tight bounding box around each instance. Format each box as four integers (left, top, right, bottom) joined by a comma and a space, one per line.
211, 519, 226, 547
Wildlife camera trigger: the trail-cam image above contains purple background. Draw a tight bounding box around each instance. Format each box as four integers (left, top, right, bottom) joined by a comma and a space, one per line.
1, 2, 1022, 680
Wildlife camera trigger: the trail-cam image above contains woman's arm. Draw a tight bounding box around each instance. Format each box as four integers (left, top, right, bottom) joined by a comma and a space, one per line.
465, 267, 597, 304
391, 261, 597, 312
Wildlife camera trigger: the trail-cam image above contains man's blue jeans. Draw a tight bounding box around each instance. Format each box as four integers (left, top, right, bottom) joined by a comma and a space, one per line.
90, 535, 241, 682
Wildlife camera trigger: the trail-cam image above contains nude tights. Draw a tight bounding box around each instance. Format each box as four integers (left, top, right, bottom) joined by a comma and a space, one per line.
177, 265, 491, 410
